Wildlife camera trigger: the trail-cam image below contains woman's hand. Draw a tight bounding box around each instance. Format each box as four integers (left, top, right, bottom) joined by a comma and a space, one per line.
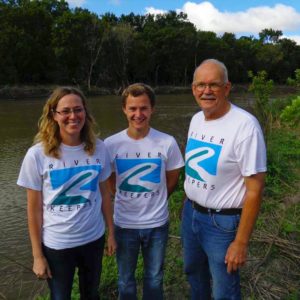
33, 256, 52, 279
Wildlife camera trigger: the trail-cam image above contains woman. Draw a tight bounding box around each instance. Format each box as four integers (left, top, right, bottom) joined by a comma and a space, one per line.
17, 86, 116, 299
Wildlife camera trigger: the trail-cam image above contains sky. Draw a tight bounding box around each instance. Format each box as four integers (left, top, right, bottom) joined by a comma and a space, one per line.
66, 0, 300, 44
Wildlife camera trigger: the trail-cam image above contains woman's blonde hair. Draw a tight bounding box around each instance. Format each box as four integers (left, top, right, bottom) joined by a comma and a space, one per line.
34, 86, 97, 158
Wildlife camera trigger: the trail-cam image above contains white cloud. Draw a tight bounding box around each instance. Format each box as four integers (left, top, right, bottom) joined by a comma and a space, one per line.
181, 2, 300, 34
145, 1, 300, 44
67, 0, 86, 7
284, 35, 300, 45
145, 7, 167, 15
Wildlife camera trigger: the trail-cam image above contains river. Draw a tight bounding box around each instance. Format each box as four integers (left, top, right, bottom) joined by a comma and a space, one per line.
0, 92, 250, 299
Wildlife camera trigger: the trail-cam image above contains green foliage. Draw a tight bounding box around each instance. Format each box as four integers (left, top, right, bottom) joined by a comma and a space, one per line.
1, 1, 300, 86
268, 95, 293, 122
295, 69, 300, 85
248, 70, 274, 136
259, 28, 283, 44
281, 207, 300, 237
70, 272, 80, 299
100, 255, 118, 298
52, 7, 106, 88
280, 96, 300, 127
265, 128, 300, 198
248, 70, 274, 101
286, 69, 300, 87
285, 290, 300, 300
286, 77, 296, 86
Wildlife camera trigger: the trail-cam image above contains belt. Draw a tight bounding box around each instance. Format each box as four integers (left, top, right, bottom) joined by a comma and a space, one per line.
188, 199, 242, 215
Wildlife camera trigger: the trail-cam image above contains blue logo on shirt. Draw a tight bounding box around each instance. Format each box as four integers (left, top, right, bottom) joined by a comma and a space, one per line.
50, 165, 101, 205
185, 138, 221, 182
116, 158, 161, 192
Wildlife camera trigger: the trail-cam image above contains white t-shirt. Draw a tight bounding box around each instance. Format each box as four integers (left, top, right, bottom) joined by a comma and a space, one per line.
17, 139, 111, 250
184, 104, 267, 209
104, 128, 184, 229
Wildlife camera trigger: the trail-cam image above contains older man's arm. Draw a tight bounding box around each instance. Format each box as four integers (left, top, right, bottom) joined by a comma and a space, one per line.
225, 172, 266, 273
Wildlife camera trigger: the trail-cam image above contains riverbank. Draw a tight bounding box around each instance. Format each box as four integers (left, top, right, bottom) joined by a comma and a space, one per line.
0, 85, 192, 99
1, 84, 299, 100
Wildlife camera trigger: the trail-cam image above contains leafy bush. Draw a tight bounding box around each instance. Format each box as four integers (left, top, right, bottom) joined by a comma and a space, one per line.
280, 96, 300, 127
265, 129, 300, 198
286, 77, 296, 86
248, 70, 274, 137
286, 69, 300, 87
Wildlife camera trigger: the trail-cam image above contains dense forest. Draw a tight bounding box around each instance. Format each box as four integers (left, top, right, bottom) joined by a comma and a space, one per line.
1, 0, 300, 90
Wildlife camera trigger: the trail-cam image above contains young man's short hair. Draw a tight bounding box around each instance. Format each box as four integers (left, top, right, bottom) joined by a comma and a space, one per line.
122, 83, 156, 107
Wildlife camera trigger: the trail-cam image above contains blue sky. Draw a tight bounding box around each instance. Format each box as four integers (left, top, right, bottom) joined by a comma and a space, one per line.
67, 0, 300, 43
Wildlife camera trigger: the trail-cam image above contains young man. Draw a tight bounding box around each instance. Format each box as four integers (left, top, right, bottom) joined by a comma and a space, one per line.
104, 83, 184, 300
182, 59, 267, 299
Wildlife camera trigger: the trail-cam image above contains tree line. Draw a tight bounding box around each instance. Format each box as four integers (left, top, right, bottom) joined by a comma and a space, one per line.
1, 0, 300, 90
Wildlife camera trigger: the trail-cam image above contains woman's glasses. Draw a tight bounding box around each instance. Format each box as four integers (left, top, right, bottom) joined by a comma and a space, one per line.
53, 107, 84, 117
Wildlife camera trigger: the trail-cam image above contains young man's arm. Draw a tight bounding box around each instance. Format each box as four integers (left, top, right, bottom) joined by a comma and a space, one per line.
100, 179, 117, 256
225, 172, 266, 273
166, 168, 182, 197
107, 172, 116, 196
27, 189, 52, 279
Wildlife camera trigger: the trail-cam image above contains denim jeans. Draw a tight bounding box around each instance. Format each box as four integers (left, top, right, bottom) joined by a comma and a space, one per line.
43, 235, 105, 300
181, 199, 241, 300
115, 222, 169, 300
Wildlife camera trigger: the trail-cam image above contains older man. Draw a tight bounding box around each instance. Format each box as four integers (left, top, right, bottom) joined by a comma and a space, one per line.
182, 59, 266, 299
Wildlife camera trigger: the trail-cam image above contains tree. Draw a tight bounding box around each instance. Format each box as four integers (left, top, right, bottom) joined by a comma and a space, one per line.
119, 12, 146, 32
278, 38, 300, 83
233, 36, 259, 82
53, 8, 106, 89
1, 3, 299, 87
194, 31, 219, 67
137, 11, 196, 86
0, 0, 56, 83
248, 70, 274, 137
101, 23, 134, 88
255, 43, 283, 82
259, 28, 283, 44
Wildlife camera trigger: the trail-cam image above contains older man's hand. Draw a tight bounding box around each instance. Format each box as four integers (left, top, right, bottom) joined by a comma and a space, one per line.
224, 240, 248, 273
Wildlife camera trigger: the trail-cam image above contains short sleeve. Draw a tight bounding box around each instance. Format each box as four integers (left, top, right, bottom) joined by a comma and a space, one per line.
17, 147, 43, 191
103, 138, 116, 172
99, 144, 112, 182
166, 137, 185, 171
235, 128, 267, 177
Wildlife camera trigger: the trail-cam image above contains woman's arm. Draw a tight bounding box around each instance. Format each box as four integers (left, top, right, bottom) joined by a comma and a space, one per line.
100, 180, 117, 256
27, 189, 52, 279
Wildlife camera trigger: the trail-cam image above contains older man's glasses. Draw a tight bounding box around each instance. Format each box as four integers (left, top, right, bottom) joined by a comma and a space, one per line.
53, 107, 84, 116
194, 82, 226, 92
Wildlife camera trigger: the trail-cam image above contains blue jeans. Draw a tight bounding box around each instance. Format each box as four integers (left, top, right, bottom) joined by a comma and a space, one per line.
43, 236, 105, 300
115, 222, 169, 300
181, 200, 241, 300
